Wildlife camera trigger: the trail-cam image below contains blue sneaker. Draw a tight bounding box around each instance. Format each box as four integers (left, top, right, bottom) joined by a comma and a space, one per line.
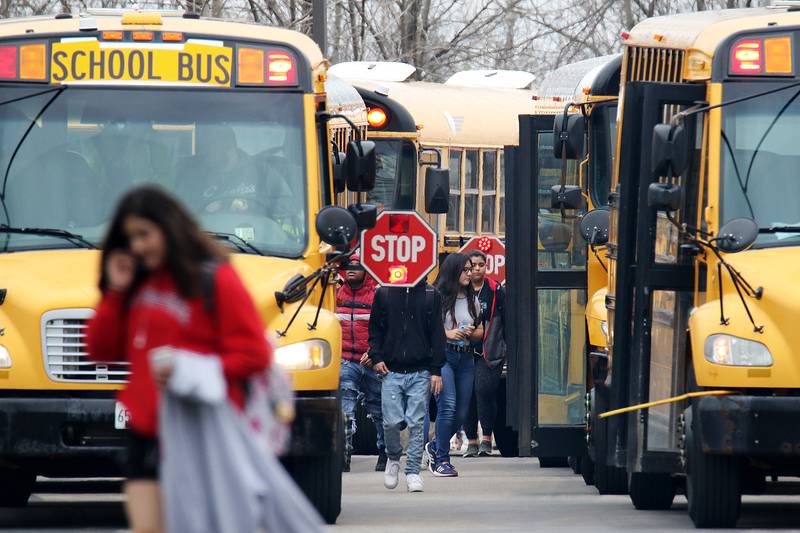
425, 442, 437, 474
432, 462, 458, 477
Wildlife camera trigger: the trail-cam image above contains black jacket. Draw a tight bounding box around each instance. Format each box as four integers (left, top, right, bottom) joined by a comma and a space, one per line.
368, 284, 446, 376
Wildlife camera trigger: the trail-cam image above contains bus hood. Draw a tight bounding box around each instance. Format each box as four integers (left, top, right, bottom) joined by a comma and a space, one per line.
689, 246, 800, 389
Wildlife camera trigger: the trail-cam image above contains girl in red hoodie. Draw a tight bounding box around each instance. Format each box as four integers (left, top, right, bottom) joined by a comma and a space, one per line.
87, 186, 270, 533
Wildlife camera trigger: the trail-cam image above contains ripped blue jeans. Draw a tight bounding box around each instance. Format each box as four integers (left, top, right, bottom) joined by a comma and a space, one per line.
340, 359, 385, 456
382, 370, 430, 475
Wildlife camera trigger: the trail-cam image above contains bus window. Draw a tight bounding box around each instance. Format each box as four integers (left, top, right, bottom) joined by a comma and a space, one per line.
588, 103, 617, 207
464, 150, 479, 232
447, 149, 462, 231
499, 152, 505, 233
368, 138, 416, 211
481, 150, 497, 233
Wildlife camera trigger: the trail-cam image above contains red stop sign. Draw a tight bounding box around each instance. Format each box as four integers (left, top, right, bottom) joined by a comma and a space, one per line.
458, 236, 506, 283
360, 211, 438, 287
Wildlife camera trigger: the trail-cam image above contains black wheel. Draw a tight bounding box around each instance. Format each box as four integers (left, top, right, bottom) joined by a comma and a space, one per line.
593, 392, 627, 495
685, 408, 740, 528
538, 457, 569, 468
352, 401, 379, 456
629, 472, 676, 510
569, 455, 582, 474
580, 448, 595, 486
494, 379, 519, 457
0, 468, 35, 507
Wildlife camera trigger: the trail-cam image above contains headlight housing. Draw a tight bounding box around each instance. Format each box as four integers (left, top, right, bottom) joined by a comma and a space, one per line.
0, 346, 10, 369
274, 339, 332, 371
704, 334, 772, 367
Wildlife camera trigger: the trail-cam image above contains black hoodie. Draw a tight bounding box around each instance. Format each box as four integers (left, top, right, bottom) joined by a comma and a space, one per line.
367, 284, 446, 376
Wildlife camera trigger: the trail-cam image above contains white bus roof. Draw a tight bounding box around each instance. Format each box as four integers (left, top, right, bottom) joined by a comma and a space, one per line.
328, 61, 416, 82
444, 69, 535, 90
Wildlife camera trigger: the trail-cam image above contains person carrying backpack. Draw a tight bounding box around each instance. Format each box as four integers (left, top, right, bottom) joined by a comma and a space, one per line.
336, 254, 386, 472
367, 282, 445, 493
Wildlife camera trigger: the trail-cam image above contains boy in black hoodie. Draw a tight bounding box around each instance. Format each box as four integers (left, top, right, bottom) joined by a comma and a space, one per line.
367, 283, 445, 493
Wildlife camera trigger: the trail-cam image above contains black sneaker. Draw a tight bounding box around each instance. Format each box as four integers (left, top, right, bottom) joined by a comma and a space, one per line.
478, 441, 492, 457
375, 449, 388, 471
463, 443, 479, 458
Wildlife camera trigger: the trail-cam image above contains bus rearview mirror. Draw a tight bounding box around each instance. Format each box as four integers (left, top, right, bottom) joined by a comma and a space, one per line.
332, 151, 346, 193
553, 114, 585, 160
345, 140, 376, 192
647, 182, 682, 212
579, 209, 609, 246
348, 202, 377, 230
716, 217, 758, 254
651, 123, 689, 178
550, 185, 583, 210
315, 206, 358, 247
424, 167, 449, 214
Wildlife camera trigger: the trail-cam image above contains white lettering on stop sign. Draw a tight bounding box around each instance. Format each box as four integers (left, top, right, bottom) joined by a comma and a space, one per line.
486, 254, 505, 274
370, 234, 427, 263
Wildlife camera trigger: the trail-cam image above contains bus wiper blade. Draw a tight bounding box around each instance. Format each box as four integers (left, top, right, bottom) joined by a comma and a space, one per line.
205, 231, 264, 255
0, 225, 97, 249
759, 225, 800, 234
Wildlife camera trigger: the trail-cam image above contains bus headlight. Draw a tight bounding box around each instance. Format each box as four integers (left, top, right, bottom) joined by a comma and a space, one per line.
599, 320, 609, 340
704, 334, 772, 367
274, 340, 332, 371
0, 346, 10, 369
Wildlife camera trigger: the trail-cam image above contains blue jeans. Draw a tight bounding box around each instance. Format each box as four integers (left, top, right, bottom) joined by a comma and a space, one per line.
340, 359, 385, 455
382, 370, 430, 475
434, 349, 475, 464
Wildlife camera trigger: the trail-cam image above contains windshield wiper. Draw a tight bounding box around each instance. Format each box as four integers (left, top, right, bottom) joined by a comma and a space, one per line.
759, 225, 800, 234
0, 224, 96, 249
205, 231, 264, 255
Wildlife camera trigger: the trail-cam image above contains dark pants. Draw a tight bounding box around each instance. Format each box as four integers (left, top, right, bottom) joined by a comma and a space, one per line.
465, 355, 503, 440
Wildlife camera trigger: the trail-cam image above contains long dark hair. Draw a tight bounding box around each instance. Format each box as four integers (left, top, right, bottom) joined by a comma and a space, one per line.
99, 185, 226, 298
434, 253, 478, 327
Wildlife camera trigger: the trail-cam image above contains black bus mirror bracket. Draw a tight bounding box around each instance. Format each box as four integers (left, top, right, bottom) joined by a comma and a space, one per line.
424, 167, 449, 214
651, 123, 689, 178
553, 113, 585, 160
647, 182, 682, 212
347, 202, 377, 230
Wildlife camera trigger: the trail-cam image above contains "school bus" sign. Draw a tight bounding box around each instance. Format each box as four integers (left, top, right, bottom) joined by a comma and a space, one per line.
51, 40, 233, 86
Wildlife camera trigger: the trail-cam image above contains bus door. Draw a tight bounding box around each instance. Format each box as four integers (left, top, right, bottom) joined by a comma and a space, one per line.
610, 82, 705, 475
506, 115, 587, 459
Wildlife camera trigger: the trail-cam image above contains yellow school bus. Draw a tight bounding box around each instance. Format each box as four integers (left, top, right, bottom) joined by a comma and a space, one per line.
581, 6, 800, 527
328, 62, 535, 253
0, 9, 373, 523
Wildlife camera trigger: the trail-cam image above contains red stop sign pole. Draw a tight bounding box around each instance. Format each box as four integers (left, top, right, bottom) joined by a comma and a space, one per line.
458, 236, 506, 283
360, 211, 438, 287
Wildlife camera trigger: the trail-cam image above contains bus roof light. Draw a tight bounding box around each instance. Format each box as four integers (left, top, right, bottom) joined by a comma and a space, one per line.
765, 36, 793, 74
132, 31, 154, 41
19, 43, 46, 80
731, 39, 762, 74
0, 46, 17, 79
238, 47, 265, 84
102, 31, 124, 41
121, 12, 162, 25
162, 31, 184, 42
267, 51, 296, 85
367, 107, 388, 128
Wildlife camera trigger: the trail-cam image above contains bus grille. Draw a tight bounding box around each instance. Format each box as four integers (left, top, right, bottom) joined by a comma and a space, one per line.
42, 309, 129, 383
625, 46, 685, 83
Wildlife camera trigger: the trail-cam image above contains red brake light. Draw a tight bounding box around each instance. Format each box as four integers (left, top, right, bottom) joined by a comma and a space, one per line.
367, 107, 388, 129
266, 51, 296, 85
0, 46, 17, 79
731, 39, 762, 74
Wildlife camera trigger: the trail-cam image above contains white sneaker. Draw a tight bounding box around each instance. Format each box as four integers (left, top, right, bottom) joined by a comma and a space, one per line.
406, 473, 424, 492
384, 459, 400, 490
421, 447, 430, 469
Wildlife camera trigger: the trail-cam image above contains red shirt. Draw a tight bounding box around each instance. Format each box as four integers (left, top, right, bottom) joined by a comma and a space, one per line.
335, 277, 376, 361
86, 262, 271, 437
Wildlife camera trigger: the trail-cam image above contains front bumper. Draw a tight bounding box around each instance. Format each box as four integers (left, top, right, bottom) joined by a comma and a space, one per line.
697, 395, 800, 457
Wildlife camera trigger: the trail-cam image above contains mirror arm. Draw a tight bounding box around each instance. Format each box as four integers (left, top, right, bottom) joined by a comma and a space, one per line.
276, 270, 323, 337
716, 261, 728, 326
307, 267, 331, 331
317, 111, 364, 150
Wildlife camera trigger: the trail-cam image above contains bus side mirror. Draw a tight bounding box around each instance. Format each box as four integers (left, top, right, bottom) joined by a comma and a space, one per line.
652, 123, 689, 177
345, 140, 376, 192
716, 217, 758, 253
332, 151, 346, 193
315, 206, 358, 247
579, 209, 609, 246
550, 185, 583, 210
348, 202, 377, 230
647, 182, 682, 212
553, 114, 585, 160
424, 167, 449, 214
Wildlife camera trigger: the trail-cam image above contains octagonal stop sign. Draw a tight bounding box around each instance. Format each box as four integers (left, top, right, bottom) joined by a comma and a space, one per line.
458, 236, 506, 283
360, 211, 438, 287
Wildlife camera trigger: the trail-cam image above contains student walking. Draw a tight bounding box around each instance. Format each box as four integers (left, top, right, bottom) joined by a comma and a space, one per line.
336, 254, 386, 472
86, 186, 273, 533
463, 250, 506, 458
426, 254, 484, 477
368, 282, 445, 493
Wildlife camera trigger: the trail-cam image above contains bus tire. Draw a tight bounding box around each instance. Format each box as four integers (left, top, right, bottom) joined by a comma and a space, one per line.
686, 408, 740, 528
352, 401, 378, 456
494, 379, 519, 457
593, 406, 627, 495
568, 455, 582, 474
628, 472, 675, 510
581, 448, 595, 486
0, 468, 35, 507
538, 457, 569, 468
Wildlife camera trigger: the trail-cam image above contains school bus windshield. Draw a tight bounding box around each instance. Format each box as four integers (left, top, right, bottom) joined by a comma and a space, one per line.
0, 86, 307, 256
720, 82, 800, 248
